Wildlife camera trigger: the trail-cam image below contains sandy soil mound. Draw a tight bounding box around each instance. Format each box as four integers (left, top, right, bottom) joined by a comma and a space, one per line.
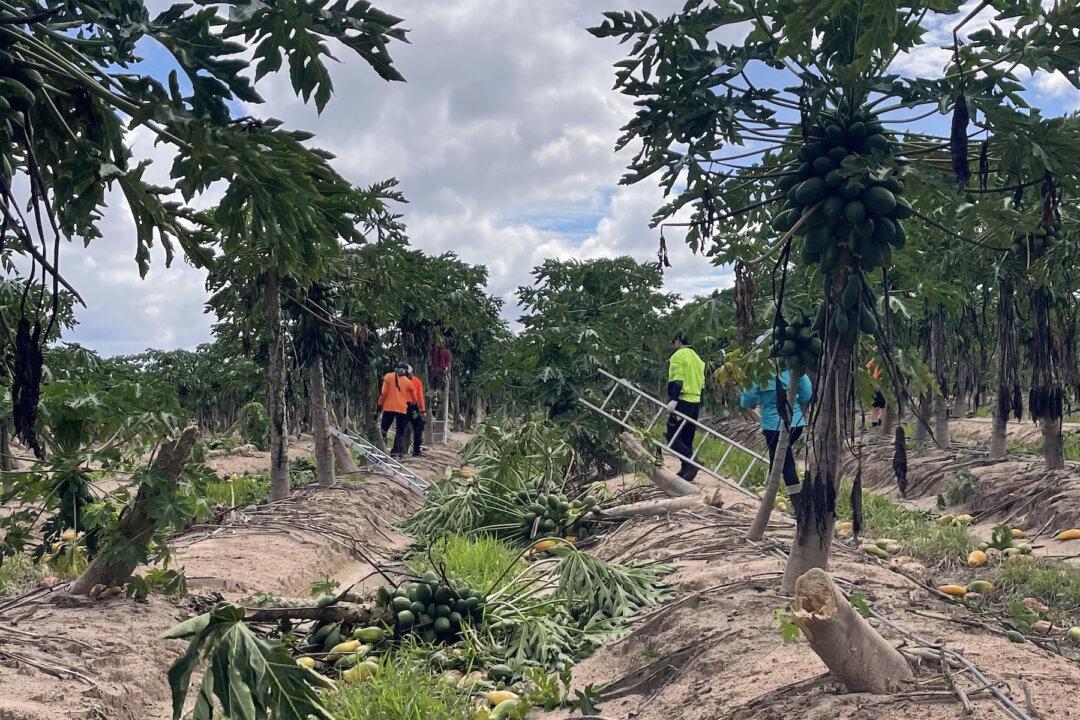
0, 436, 467, 720
542, 460, 1080, 720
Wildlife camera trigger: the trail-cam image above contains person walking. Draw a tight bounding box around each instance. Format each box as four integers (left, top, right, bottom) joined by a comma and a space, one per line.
867, 359, 886, 427
740, 368, 813, 493
405, 365, 426, 457
665, 331, 706, 481
377, 361, 415, 457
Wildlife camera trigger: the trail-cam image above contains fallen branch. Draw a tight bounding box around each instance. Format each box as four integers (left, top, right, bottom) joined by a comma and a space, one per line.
243, 602, 375, 625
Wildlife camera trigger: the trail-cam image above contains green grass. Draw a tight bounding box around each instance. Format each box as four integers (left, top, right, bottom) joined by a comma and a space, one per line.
1006, 435, 1080, 462
198, 460, 317, 510
406, 533, 525, 593
0, 553, 48, 598
992, 558, 1080, 629
835, 482, 978, 565
321, 650, 475, 720
647, 427, 769, 487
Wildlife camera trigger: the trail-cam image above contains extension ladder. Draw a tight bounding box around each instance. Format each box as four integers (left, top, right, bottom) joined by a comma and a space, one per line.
579, 369, 767, 498
328, 427, 429, 497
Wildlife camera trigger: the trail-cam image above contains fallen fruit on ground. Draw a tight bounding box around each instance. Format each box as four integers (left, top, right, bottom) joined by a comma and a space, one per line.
1056, 529, 1080, 541
938, 584, 967, 597
967, 580, 994, 594
967, 550, 987, 567
486, 690, 519, 706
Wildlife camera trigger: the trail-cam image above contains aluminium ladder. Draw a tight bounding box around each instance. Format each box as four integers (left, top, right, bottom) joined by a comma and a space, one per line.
328, 426, 429, 497
578, 369, 768, 499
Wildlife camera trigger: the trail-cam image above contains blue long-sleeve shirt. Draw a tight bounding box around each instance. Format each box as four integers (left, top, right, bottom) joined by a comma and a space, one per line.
740, 371, 813, 431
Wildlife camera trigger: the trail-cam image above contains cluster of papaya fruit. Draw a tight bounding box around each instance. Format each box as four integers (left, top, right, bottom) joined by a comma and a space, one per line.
770, 314, 822, 373
515, 489, 596, 542
377, 570, 485, 643
772, 105, 910, 276
1008, 223, 1060, 262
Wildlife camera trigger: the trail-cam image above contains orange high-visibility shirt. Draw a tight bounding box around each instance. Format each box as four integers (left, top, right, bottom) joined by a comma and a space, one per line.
411, 377, 426, 413
378, 372, 415, 414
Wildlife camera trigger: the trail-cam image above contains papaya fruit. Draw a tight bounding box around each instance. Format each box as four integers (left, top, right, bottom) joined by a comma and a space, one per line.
937, 584, 967, 597
873, 216, 896, 244
813, 156, 836, 176
822, 194, 845, 220
795, 177, 827, 204
824, 168, 844, 189
890, 196, 913, 219
842, 276, 860, 309
859, 306, 877, 333
862, 186, 897, 216
844, 200, 866, 224
858, 134, 889, 154
828, 146, 848, 162
799, 142, 826, 161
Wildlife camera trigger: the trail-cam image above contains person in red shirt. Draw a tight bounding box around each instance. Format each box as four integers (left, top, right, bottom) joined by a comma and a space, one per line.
405, 365, 426, 456
378, 362, 415, 457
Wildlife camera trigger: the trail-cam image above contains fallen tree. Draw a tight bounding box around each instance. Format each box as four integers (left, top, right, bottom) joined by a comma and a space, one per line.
617, 431, 698, 497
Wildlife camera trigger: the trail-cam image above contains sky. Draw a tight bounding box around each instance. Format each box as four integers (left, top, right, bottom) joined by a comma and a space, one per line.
48, 0, 1080, 356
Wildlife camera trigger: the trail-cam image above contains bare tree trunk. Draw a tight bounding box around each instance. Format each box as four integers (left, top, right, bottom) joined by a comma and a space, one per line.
474, 394, 486, 427
328, 409, 360, 475
70, 428, 198, 595
782, 263, 854, 594
913, 393, 930, 441
1031, 287, 1064, 470
266, 268, 290, 501
310, 356, 334, 487
0, 421, 13, 472
747, 379, 798, 541
792, 569, 914, 693
931, 305, 950, 449
990, 278, 1016, 459
881, 401, 897, 436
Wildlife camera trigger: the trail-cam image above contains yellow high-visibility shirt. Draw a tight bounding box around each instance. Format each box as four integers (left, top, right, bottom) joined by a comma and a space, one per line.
668, 347, 705, 403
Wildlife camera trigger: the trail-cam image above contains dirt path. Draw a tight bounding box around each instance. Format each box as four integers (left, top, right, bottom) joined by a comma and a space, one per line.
950, 417, 1080, 446
0, 435, 468, 720
541, 459, 1080, 720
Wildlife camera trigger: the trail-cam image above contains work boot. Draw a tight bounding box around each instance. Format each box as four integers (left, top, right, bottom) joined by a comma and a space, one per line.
678, 466, 698, 482
412, 449, 423, 457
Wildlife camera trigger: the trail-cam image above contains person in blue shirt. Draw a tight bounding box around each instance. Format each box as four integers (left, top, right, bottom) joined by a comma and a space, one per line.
740, 368, 813, 492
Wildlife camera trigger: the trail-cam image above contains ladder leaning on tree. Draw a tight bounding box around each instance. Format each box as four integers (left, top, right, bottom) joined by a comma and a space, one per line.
578, 369, 767, 499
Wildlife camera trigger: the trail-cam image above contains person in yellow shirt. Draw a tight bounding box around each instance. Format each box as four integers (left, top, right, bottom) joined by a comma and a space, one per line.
378, 362, 416, 457
666, 331, 706, 481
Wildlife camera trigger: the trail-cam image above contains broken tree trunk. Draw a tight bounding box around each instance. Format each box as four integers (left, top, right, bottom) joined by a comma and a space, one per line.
617, 432, 698, 497
595, 492, 721, 519
746, 378, 798, 541
328, 409, 361, 475
70, 427, 199, 595
791, 568, 914, 693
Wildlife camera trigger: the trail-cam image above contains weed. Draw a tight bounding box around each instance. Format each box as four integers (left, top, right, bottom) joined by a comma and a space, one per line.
407, 533, 525, 593
937, 469, 976, 509
992, 558, 1080, 628
0, 553, 47, 597
835, 481, 977, 564
322, 650, 475, 720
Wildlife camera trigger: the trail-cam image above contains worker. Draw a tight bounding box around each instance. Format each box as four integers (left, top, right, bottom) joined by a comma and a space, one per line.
405, 364, 426, 457
377, 361, 415, 457
868, 359, 886, 427
740, 358, 813, 494
666, 331, 706, 481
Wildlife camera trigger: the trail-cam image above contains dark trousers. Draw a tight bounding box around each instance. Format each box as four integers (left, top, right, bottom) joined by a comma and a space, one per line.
380, 411, 407, 455
665, 400, 700, 480
407, 403, 425, 455
762, 426, 803, 487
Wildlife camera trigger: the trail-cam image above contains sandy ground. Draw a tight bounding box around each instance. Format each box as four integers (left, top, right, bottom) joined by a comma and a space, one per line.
538, 458, 1080, 720
949, 417, 1080, 446
0, 435, 468, 720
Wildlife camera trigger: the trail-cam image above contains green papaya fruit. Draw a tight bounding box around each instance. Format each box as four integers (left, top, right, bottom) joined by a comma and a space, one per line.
795, 177, 827, 204
842, 276, 860, 310
813, 156, 836, 176
890, 221, 907, 249
828, 146, 849, 162
862, 186, 898, 216
873, 216, 896, 244
890, 197, 913, 219
823, 194, 845, 220
844, 200, 866, 224
824, 168, 844, 190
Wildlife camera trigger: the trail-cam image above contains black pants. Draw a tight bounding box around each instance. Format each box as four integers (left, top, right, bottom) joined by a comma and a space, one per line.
380, 411, 407, 455
665, 400, 700, 480
762, 426, 803, 488
407, 403, 425, 455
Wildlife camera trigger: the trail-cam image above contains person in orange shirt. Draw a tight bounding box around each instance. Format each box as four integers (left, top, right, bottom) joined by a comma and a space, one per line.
378, 362, 416, 457
405, 365, 426, 457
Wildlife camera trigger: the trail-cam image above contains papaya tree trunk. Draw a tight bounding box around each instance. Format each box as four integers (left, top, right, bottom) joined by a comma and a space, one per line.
881, 400, 897, 436
310, 356, 334, 487
1030, 287, 1064, 470
792, 569, 914, 693
931, 304, 950, 449
266, 268, 290, 500
0, 421, 13, 472
782, 262, 854, 594
746, 379, 798, 541
69, 428, 198, 595
990, 278, 1016, 459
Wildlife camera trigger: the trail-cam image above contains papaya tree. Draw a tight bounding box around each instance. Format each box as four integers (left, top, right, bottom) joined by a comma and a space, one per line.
591, 0, 1080, 606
